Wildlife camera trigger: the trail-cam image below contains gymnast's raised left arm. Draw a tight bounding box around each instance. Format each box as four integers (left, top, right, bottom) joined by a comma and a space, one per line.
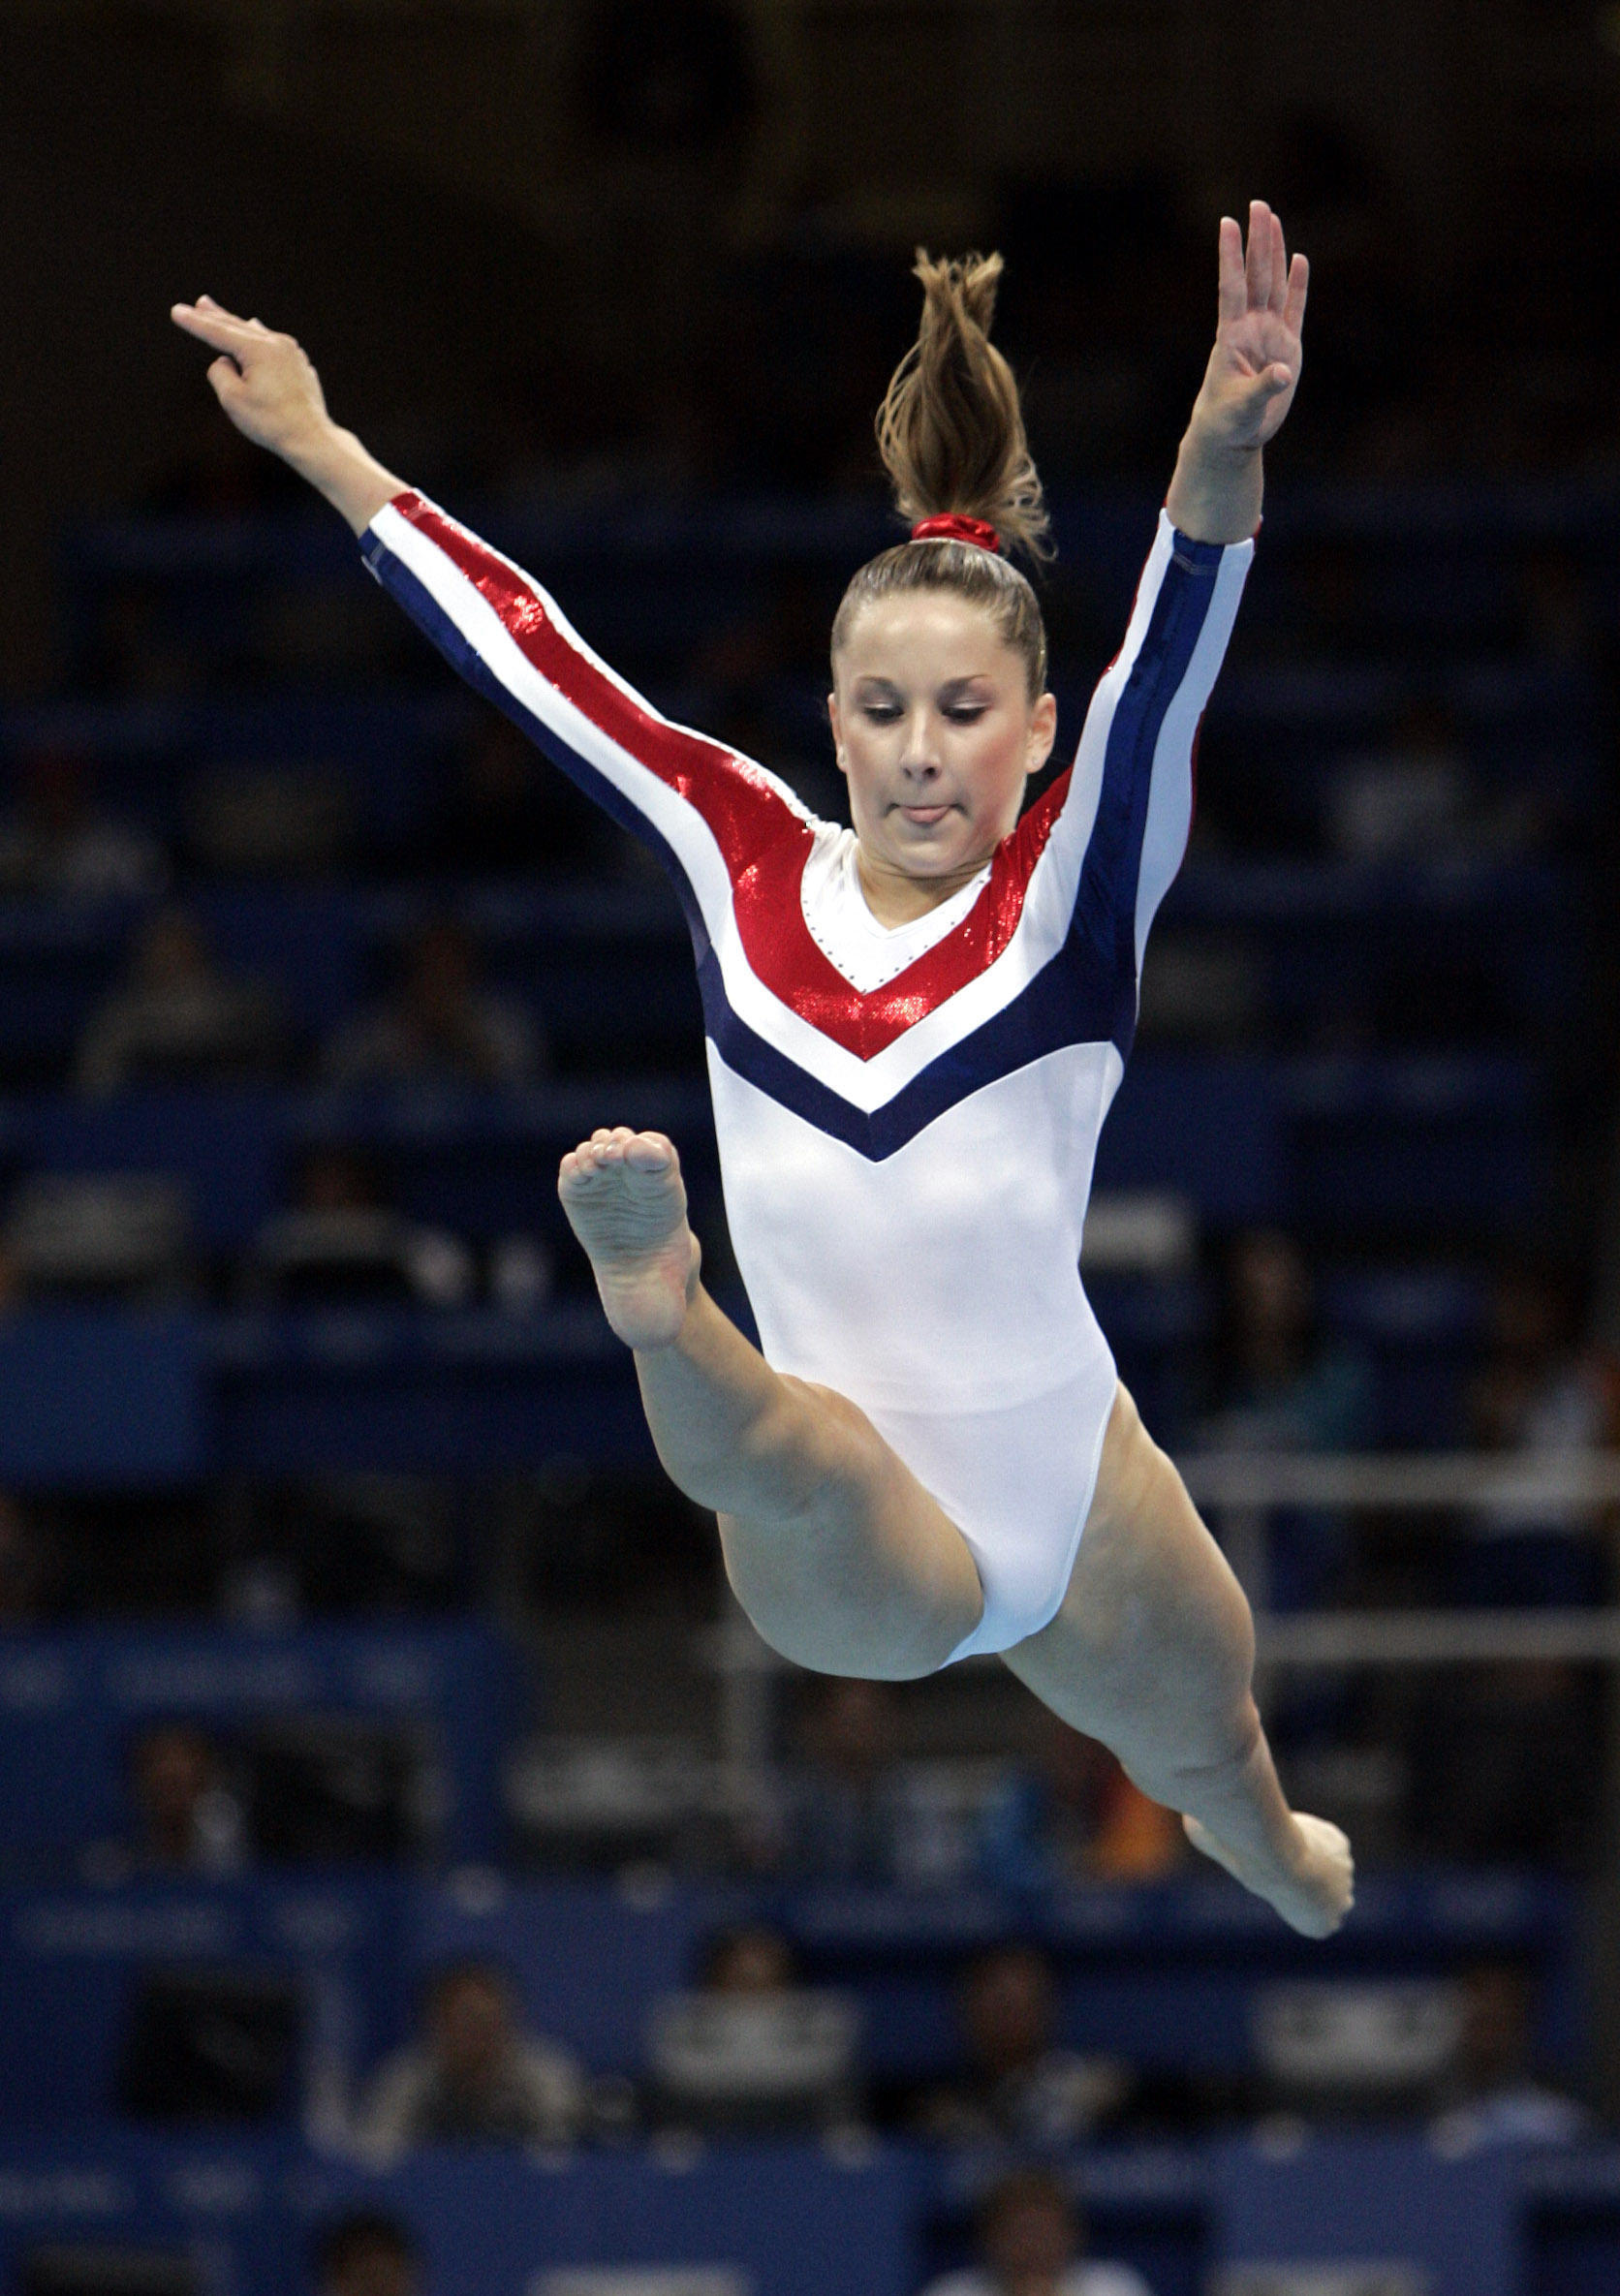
1164, 199, 1309, 547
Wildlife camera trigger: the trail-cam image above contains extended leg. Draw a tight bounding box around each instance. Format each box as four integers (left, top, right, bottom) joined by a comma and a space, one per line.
1005, 1384, 1353, 1936
557, 1129, 983, 1679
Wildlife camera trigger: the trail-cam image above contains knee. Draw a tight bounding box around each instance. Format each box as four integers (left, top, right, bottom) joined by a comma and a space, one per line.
722, 1377, 854, 1526
1185, 1691, 1263, 1772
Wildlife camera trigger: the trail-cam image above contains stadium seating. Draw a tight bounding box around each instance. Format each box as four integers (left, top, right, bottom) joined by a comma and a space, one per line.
0, 473, 1612, 2290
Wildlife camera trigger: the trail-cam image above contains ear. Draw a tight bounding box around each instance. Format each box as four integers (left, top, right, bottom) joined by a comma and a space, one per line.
827, 693, 849, 777
1026, 691, 1058, 776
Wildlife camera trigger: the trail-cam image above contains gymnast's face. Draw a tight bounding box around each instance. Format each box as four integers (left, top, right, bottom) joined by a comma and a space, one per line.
829, 593, 1057, 913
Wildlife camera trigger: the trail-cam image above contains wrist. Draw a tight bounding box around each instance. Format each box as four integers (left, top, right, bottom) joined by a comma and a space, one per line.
1165, 417, 1264, 548
1179, 406, 1262, 470
285, 421, 405, 537
282, 416, 356, 488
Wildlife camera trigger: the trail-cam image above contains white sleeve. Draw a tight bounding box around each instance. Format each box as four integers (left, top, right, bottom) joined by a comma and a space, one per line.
1048, 511, 1253, 979
360, 488, 814, 944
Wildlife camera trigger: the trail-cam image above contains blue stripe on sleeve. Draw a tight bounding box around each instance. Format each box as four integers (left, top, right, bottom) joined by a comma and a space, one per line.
1071, 531, 1225, 1016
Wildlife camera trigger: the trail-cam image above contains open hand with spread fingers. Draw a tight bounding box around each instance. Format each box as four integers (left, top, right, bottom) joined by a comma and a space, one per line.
1193, 198, 1309, 453
170, 295, 403, 534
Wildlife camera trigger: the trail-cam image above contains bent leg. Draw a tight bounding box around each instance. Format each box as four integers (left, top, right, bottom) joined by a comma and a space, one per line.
1004, 1384, 1353, 1937
558, 1129, 982, 1679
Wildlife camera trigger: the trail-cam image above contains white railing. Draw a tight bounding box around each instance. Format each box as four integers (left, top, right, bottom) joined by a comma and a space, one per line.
1180, 1453, 1620, 1511
1180, 1450, 1620, 1665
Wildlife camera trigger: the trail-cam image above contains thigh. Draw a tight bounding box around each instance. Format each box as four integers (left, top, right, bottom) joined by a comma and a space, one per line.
716, 1377, 986, 1682
1001, 1382, 1255, 1748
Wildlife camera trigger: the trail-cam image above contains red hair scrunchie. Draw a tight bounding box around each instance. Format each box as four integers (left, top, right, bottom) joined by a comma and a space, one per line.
910, 512, 1001, 554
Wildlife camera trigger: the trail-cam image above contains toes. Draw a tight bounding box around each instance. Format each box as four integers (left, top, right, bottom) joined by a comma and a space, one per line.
561, 1129, 678, 1182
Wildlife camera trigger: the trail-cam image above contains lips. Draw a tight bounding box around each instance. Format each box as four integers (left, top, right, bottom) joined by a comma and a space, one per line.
899, 804, 951, 824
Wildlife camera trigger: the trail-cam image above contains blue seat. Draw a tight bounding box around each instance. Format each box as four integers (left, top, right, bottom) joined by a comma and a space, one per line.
0, 1622, 522, 1873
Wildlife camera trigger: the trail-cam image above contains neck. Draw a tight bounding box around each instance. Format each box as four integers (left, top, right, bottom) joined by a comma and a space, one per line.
855, 845, 989, 927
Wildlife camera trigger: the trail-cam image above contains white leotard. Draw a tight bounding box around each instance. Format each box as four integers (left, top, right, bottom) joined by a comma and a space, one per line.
362, 495, 1253, 1660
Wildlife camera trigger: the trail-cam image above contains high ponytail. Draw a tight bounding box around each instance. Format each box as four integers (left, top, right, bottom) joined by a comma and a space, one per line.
833, 251, 1052, 700
876, 250, 1051, 561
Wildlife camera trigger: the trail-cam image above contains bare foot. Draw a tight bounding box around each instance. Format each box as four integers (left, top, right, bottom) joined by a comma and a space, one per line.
1182, 1810, 1355, 1939
557, 1129, 700, 1350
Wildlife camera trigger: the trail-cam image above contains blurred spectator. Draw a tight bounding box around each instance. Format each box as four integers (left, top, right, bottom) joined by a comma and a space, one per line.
3, 1172, 193, 1303
76, 907, 287, 1094
919, 2170, 1153, 2296
580, 0, 756, 163
323, 918, 542, 1087
231, 1474, 463, 1618
701, 1924, 799, 1995
246, 1146, 474, 1309
124, 1722, 244, 1877
1408, 1653, 1603, 1870
1429, 1963, 1592, 2152
187, 761, 354, 877
1199, 1229, 1373, 1612
0, 748, 165, 900
356, 1959, 585, 2158
243, 1148, 473, 1313
910, 1945, 1129, 2152
314, 2211, 422, 2296
0, 1493, 49, 1624
771, 1676, 909, 1883
1454, 1258, 1618, 1607
1327, 698, 1480, 862
647, 1922, 861, 2134
117, 1962, 300, 2125
422, 714, 609, 876
980, 1712, 1183, 1891
1202, 1230, 1373, 1453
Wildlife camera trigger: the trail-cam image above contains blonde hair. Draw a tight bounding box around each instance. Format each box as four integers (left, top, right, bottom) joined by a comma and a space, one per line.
832, 250, 1052, 698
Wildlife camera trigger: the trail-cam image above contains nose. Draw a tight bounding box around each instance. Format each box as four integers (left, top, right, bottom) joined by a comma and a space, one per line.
898, 708, 939, 780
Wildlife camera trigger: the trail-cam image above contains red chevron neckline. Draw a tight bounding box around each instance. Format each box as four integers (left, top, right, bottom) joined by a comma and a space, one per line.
401, 492, 1069, 1062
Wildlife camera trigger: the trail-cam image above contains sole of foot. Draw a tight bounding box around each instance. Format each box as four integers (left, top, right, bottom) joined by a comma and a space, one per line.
557, 1128, 698, 1350
1182, 1810, 1355, 1939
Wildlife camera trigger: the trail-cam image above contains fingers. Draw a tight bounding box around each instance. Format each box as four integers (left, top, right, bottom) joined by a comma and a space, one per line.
171, 301, 260, 355
196, 295, 269, 334
1227, 202, 1306, 334
171, 299, 286, 357
204, 357, 245, 408
1268, 209, 1289, 314
1217, 215, 1246, 325
1245, 199, 1274, 311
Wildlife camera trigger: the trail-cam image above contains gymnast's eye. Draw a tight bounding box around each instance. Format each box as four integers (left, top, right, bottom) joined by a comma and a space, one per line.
860, 702, 902, 724
944, 704, 987, 724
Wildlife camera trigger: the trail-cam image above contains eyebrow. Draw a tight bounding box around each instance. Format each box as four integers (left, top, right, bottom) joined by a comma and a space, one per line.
852, 672, 997, 697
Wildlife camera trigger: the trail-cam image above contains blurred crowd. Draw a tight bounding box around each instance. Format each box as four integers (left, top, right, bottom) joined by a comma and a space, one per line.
7, 12, 1620, 2292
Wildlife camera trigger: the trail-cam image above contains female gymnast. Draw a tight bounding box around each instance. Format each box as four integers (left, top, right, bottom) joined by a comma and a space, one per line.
173, 198, 1353, 1936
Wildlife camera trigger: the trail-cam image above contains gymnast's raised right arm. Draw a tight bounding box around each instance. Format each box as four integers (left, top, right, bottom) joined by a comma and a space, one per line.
169, 297, 808, 874
171, 298, 406, 535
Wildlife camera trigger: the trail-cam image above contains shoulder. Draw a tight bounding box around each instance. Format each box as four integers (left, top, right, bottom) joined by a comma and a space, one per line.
1073, 2266, 1158, 2296
517, 2035, 585, 2093
363, 2043, 430, 2100
356, 2044, 435, 2148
